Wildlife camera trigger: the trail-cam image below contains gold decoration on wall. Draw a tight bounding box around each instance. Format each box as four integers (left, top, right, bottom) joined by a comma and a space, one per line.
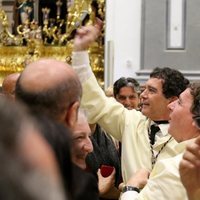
0, 0, 105, 86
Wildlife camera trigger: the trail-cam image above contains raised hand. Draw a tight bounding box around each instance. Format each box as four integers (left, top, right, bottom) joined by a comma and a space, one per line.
179, 136, 200, 200
73, 18, 103, 51
97, 167, 116, 195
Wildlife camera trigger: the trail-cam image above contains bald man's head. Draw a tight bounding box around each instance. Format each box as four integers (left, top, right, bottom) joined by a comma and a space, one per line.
16, 59, 82, 124
2, 73, 20, 99
18, 59, 77, 93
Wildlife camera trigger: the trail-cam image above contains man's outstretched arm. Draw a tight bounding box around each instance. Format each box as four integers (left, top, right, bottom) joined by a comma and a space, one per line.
71, 19, 131, 141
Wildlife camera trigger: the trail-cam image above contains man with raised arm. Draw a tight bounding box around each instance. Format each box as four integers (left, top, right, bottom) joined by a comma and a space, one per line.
72, 19, 189, 187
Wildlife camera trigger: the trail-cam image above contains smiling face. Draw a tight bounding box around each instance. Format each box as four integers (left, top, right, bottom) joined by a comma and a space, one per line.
140, 78, 173, 120
116, 86, 140, 110
71, 112, 93, 169
168, 88, 200, 142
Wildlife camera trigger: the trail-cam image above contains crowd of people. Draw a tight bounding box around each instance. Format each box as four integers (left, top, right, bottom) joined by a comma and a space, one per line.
0, 18, 199, 200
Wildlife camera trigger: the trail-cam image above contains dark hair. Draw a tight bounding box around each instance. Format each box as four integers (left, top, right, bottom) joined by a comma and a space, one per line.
113, 77, 140, 98
189, 82, 200, 128
15, 75, 82, 121
35, 115, 73, 199
150, 67, 189, 98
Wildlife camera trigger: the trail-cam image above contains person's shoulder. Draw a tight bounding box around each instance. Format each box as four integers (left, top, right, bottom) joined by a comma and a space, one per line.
126, 109, 146, 125
152, 152, 183, 177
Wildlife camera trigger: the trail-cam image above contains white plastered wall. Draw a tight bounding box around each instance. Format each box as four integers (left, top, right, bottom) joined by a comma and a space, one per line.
104, 0, 142, 88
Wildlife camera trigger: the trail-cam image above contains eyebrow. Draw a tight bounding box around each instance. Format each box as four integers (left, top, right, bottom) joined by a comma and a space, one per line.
147, 85, 158, 92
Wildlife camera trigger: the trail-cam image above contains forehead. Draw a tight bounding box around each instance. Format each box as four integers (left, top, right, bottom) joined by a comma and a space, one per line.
179, 88, 193, 106
73, 115, 91, 136
145, 78, 163, 91
119, 86, 137, 94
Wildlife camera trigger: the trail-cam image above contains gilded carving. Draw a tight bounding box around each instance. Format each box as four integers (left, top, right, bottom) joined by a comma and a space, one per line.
0, 0, 105, 86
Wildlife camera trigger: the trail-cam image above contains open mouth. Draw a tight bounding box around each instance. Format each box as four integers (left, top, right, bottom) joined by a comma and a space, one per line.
141, 102, 149, 107
76, 153, 87, 160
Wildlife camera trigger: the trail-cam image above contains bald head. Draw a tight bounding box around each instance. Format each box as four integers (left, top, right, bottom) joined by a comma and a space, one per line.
15, 58, 82, 123
19, 59, 78, 93
2, 73, 20, 99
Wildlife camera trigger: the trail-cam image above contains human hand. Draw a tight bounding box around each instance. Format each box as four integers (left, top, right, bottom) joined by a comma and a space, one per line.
97, 167, 116, 195
179, 136, 200, 199
73, 18, 103, 51
126, 169, 150, 189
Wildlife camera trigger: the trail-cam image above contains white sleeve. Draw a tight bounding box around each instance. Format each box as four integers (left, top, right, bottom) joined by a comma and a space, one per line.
72, 51, 93, 83
121, 191, 139, 200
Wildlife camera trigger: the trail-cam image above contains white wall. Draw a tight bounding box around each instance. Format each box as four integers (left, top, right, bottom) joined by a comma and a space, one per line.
105, 0, 142, 88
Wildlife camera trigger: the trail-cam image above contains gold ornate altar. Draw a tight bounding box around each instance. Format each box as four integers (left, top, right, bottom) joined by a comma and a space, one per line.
0, 0, 105, 86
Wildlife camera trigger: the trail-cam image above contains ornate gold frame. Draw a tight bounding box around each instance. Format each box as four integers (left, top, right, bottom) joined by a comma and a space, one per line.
0, 0, 105, 86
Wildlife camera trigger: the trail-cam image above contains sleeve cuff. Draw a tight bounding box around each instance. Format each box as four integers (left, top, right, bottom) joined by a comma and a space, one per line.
72, 51, 93, 83
121, 191, 139, 200
72, 51, 90, 66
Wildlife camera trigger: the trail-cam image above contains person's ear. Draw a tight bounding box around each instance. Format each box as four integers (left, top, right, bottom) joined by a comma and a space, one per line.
192, 117, 200, 130
192, 121, 197, 128
65, 101, 80, 129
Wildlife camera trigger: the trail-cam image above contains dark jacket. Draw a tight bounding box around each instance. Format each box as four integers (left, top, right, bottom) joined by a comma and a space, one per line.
72, 164, 99, 200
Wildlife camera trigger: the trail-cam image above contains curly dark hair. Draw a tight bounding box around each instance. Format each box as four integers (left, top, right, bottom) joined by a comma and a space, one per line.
150, 67, 189, 99
113, 77, 140, 98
